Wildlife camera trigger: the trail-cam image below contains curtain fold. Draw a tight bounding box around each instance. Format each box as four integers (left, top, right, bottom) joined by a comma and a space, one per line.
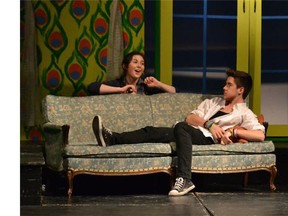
20, 0, 41, 127
107, 0, 124, 80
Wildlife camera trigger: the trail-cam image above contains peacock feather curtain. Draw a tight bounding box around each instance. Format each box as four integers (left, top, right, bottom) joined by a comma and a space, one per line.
20, 0, 145, 141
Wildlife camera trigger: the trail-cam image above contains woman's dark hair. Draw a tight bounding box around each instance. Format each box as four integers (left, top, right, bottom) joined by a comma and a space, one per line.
121, 51, 145, 75
226, 68, 253, 99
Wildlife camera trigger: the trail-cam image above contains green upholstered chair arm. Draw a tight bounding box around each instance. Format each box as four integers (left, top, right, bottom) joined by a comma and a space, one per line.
43, 123, 70, 171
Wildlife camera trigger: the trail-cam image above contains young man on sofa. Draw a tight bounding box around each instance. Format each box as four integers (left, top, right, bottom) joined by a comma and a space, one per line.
168, 69, 265, 196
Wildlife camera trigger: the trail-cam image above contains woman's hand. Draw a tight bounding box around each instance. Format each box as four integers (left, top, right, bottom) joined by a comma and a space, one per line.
144, 76, 176, 93
121, 85, 137, 94
144, 76, 160, 88
220, 129, 233, 145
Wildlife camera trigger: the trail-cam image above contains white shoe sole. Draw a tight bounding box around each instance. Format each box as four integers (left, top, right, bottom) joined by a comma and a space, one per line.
168, 184, 195, 196
92, 116, 106, 147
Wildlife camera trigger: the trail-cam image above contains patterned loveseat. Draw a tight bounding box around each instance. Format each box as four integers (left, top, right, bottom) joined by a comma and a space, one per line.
42, 93, 277, 198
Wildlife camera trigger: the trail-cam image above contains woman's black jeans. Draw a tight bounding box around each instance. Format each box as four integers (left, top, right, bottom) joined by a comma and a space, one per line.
174, 122, 214, 180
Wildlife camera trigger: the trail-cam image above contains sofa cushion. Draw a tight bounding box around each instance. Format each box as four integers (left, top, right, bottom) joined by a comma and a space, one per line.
169, 141, 275, 156
172, 154, 276, 173
191, 141, 275, 155
64, 143, 175, 158
64, 141, 274, 158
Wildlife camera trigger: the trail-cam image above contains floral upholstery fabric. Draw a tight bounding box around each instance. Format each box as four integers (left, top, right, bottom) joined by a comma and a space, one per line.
43, 94, 154, 145
149, 93, 203, 127
42, 93, 217, 145
65, 157, 173, 174
172, 154, 276, 173
64, 141, 274, 158
64, 143, 174, 157
190, 141, 275, 155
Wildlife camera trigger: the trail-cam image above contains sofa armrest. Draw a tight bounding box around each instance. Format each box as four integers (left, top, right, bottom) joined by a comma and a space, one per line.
43, 123, 70, 171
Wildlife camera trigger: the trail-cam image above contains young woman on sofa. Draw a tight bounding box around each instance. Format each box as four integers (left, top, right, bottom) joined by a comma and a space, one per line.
87, 51, 176, 95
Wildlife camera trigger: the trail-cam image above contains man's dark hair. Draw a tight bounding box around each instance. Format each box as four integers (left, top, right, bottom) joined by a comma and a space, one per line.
122, 51, 145, 75
226, 68, 253, 99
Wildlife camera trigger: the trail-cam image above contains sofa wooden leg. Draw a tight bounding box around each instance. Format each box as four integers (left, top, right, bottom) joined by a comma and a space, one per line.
269, 165, 277, 191
243, 172, 249, 187
67, 170, 74, 199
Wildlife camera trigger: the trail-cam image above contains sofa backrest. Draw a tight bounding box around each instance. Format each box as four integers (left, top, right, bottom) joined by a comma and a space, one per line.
149, 93, 210, 127
42, 93, 216, 145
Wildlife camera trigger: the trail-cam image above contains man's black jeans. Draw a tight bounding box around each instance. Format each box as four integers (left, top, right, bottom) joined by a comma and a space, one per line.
174, 122, 214, 180
112, 126, 175, 144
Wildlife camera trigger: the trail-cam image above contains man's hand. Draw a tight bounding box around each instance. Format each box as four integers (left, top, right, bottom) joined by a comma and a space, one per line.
209, 124, 225, 143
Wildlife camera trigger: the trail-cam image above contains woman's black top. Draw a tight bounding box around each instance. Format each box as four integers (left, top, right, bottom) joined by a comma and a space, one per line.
87, 76, 168, 95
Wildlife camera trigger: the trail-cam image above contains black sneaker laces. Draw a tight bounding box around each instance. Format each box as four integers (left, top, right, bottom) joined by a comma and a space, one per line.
103, 126, 112, 137
174, 177, 185, 191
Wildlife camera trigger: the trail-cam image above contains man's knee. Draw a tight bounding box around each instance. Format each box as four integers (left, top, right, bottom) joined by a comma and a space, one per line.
174, 121, 187, 132
174, 121, 200, 135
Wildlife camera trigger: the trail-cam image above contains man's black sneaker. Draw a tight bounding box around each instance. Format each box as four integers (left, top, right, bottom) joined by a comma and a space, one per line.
168, 177, 195, 196
92, 115, 113, 147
